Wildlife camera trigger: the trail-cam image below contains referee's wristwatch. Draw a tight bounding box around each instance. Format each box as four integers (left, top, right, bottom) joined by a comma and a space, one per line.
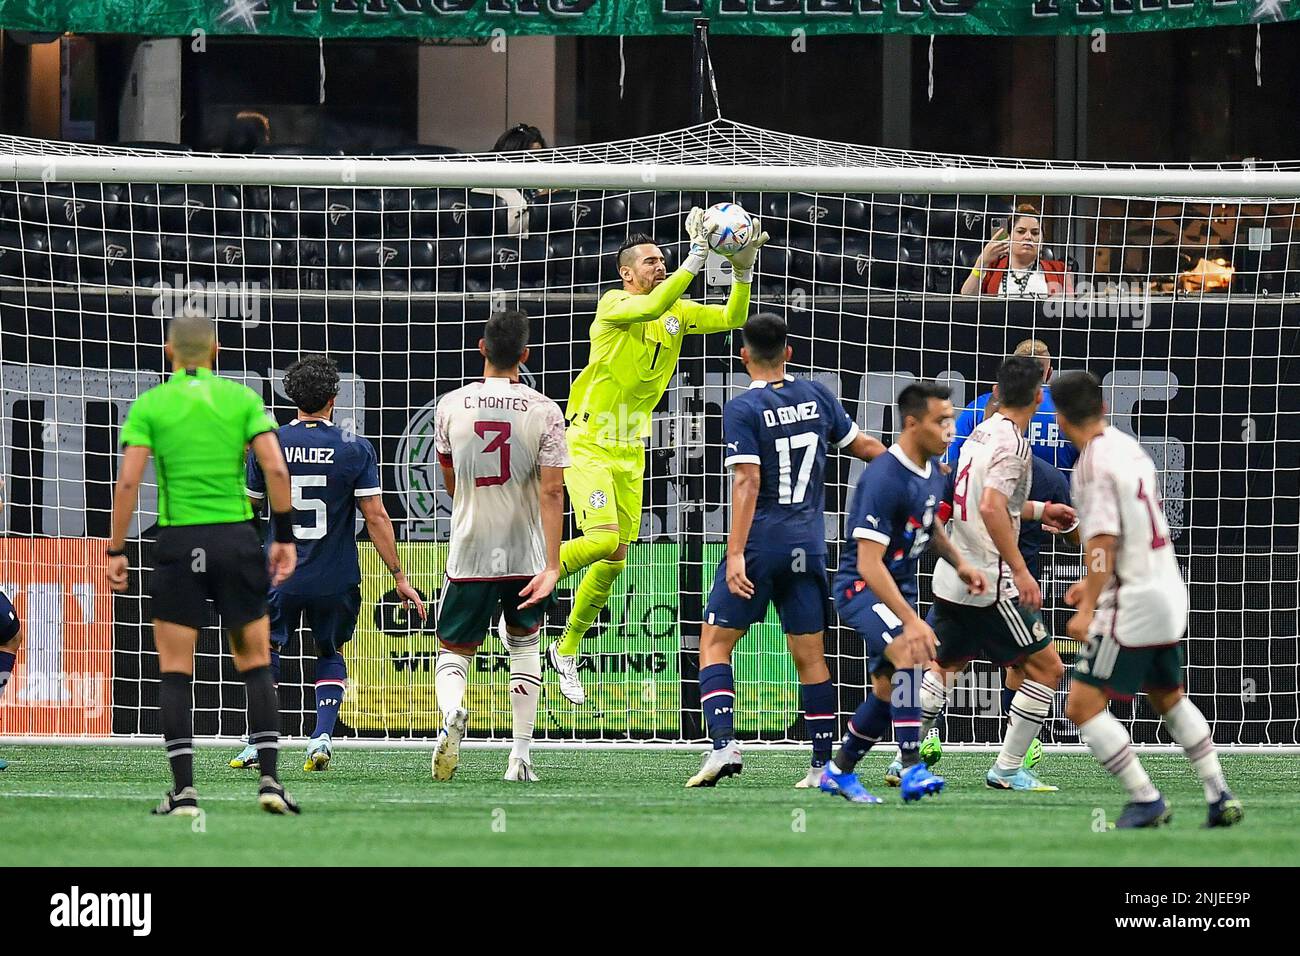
105, 546, 126, 558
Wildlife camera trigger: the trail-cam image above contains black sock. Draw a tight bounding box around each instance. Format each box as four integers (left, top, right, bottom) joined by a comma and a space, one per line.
242, 665, 280, 782
159, 672, 194, 792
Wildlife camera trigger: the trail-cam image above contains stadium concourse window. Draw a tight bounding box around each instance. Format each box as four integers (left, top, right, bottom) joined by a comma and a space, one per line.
182, 38, 418, 153
574, 34, 883, 144
910, 35, 1056, 158
1087, 22, 1300, 163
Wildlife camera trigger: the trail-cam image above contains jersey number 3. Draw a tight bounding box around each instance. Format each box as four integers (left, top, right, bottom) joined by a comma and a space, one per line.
475, 421, 512, 487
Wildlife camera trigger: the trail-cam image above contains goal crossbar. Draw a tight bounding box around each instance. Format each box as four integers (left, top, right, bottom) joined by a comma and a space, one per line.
6, 155, 1300, 198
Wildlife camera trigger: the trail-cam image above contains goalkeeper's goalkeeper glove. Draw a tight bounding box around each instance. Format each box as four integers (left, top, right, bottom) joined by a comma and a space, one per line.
684, 206, 709, 272
725, 216, 769, 283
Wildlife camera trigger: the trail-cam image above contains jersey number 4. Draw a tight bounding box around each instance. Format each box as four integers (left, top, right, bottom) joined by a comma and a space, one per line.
951, 461, 972, 520
474, 421, 512, 487
775, 433, 818, 505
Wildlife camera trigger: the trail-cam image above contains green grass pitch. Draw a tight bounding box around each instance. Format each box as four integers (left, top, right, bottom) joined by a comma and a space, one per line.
4, 746, 1297, 866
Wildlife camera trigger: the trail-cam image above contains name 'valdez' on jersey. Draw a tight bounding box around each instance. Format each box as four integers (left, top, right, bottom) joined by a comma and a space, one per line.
722, 375, 858, 554
933, 412, 1033, 606
1073, 426, 1187, 648
434, 378, 569, 581
247, 417, 382, 596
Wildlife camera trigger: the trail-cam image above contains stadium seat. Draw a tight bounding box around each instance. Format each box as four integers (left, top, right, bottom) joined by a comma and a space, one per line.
71, 230, 162, 287
271, 186, 326, 240
464, 237, 523, 293
16, 182, 122, 233
0, 228, 58, 283
528, 191, 629, 239
157, 184, 217, 236
517, 234, 554, 289
574, 234, 626, 290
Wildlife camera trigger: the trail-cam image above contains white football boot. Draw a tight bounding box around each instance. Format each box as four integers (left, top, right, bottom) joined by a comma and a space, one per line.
504, 757, 539, 782
546, 641, 586, 705
685, 740, 743, 788
432, 708, 468, 781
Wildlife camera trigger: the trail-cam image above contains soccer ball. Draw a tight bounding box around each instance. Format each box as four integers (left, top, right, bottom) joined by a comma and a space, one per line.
703, 202, 754, 256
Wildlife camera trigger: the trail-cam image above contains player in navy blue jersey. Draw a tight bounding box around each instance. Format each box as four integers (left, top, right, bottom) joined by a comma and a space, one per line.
885, 395, 1081, 785
233, 355, 426, 773
949, 339, 1077, 472
819, 382, 989, 804
686, 313, 886, 789
0, 479, 19, 770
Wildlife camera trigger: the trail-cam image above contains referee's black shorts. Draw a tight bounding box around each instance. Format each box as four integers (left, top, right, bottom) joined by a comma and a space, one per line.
151, 521, 269, 630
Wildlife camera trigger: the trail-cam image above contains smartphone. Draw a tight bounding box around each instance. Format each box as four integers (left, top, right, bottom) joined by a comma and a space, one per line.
992, 226, 1008, 241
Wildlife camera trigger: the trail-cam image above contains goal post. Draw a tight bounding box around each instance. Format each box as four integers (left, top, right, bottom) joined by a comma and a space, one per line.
0, 120, 1295, 751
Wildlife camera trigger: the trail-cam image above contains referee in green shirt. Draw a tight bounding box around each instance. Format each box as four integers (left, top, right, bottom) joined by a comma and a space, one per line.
106, 315, 301, 816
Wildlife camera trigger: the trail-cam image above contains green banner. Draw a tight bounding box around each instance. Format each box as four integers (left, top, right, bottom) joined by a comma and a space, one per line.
344, 541, 800, 738
0, 1, 1295, 40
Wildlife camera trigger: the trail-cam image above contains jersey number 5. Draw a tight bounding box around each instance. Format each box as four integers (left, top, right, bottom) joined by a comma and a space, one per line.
291, 474, 327, 540
474, 421, 512, 487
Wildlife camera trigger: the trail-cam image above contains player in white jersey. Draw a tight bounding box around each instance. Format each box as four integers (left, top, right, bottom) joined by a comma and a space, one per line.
430, 310, 569, 784
927, 356, 1076, 791
1055, 370, 1242, 829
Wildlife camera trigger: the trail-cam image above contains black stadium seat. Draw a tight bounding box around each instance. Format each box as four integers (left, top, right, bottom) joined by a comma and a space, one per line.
463, 237, 525, 293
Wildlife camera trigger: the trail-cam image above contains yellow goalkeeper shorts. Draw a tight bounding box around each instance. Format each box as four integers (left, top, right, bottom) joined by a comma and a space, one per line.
565, 430, 646, 544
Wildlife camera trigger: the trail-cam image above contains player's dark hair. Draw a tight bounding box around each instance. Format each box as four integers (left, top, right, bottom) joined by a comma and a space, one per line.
1050, 370, 1104, 425
484, 309, 530, 370
742, 312, 788, 365
897, 382, 951, 426
617, 233, 657, 271
283, 354, 340, 415
997, 354, 1044, 409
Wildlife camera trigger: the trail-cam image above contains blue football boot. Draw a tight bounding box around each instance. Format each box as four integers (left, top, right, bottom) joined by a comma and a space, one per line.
1205, 790, 1244, 829
899, 762, 945, 802
819, 762, 883, 805
1115, 795, 1172, 829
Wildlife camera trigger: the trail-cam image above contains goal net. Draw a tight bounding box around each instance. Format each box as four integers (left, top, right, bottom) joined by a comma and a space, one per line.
0, 120, 1295, 749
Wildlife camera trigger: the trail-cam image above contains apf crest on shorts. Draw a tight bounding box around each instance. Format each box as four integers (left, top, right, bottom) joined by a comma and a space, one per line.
590, 490, 608, 509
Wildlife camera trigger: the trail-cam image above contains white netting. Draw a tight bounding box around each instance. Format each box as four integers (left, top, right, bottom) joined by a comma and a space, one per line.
0, 119, 1295, 748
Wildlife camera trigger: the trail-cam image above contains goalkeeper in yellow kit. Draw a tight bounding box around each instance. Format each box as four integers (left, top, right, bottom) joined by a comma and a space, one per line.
546, 209, 768, 704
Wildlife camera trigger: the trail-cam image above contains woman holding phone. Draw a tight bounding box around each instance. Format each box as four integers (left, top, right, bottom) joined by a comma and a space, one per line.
961, 203, 1073, 298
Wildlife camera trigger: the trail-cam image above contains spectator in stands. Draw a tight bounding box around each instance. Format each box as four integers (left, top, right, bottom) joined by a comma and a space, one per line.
228, 110, 272, 154
493, 123, 547, 153
494, 124, 552, 210
962, 203, 1073, 298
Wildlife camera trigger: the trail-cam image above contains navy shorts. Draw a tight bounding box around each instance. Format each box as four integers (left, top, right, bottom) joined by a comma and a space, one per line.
833, 576, 909, 677
0, 589, 19, 642
704, 549, 829, 635
269, 587, 362, 657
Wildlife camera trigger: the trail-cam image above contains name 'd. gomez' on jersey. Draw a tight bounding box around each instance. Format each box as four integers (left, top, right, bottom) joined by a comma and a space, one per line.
762, 401, 821, 428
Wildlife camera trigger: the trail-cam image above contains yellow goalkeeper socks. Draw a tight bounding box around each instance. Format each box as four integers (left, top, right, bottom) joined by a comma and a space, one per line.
560, 528, 621, 579
558, 557, 626, 656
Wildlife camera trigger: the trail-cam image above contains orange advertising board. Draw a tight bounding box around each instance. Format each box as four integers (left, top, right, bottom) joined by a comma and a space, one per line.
0, 538, 113, 737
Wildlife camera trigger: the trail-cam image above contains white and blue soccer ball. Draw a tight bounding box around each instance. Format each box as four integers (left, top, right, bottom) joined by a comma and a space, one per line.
703, 202, 754, 256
